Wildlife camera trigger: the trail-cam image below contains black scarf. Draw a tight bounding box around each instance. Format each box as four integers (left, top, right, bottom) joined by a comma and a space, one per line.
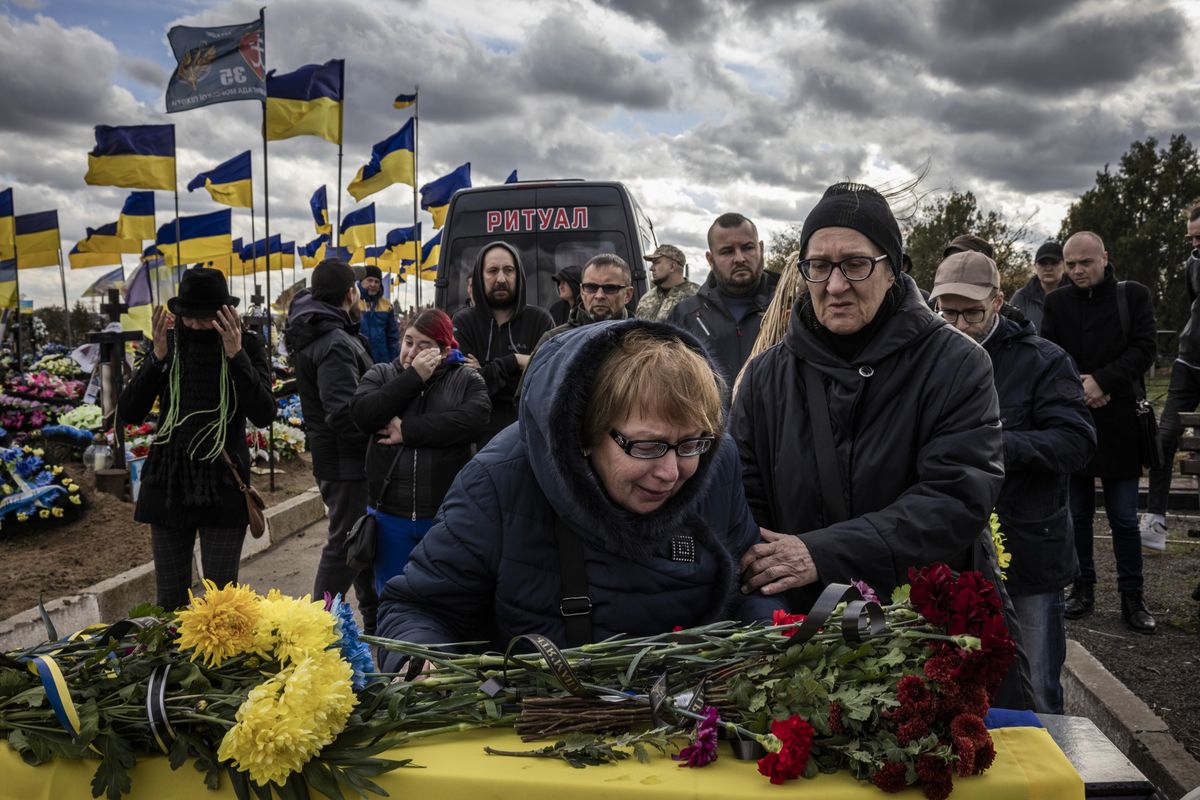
800, 282, 904, 363
143, 327, 234, 509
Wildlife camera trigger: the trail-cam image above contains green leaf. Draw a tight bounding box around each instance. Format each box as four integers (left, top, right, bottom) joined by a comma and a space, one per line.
632, 742, 650, 764
76, 698, 100, 744
90, 733, 136, 800
10, 686, 47, 708
227, 766, 252, 800
891, 584, 911, 604
302, 762, 346, 800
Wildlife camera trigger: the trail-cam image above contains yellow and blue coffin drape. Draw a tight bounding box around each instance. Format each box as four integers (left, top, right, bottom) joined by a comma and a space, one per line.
299, 234, 329, 269
15, 210, 60, 269
420, 162, 471, 229
384, 224, 420, 261
77, 221, 141, 255
393, 92, 416, 109
117, 191, 156, 241
0, 259, 16, 308
347, 119, 414, 201
266, 59, 344, 145
187, 150, 252, 208
85, 124, 176, 191
155, 208, 231, 267
310, 185, 332, 235
0, 188, 14, 260
421, 228, 442, 274
340, 204, 376, 249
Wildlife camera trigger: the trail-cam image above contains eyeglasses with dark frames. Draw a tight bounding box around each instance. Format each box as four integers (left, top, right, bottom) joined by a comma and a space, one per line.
581, 283, 629, 295
609, 429, 715, 459
798, 254, 889, 283
937, 307, 988, 324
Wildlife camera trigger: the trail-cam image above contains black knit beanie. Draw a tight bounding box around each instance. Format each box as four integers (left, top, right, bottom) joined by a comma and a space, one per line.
311, 259, 356, 304
799, 183, 904, 277
362, 264, 383, 281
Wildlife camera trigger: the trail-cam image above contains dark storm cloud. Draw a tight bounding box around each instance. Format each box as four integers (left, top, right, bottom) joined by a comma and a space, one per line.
122, 56, 169, 89
596, 0, 825, 39
520, 12, 672, 109
933, 0, 1083, 35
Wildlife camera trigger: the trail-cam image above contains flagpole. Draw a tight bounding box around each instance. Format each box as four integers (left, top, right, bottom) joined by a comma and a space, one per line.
247, 202, 256, 305
259, 5, 276, 492
411, 85, 420, 308
56, 245, 72, 344
172, 150, 182, 294
10, 197, 22, 369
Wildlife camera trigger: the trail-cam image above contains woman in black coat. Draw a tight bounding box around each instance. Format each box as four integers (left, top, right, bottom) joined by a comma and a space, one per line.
118, 268, 275, 609
350, 309, 491, 594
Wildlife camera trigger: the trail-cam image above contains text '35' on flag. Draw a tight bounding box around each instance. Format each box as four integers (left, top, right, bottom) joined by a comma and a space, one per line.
85, 125, 175, 191
347, 119, 414, 202
266, 60, 344, 144
166, 18, 266, 112
187, 150, 253, 208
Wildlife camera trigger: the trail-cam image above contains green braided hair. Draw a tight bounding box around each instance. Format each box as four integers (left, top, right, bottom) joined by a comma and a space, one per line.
152, 336, 239, 462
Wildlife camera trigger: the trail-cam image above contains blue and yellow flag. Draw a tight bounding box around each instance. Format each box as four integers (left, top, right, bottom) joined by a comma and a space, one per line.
280, 241, 296, 270
155, 208, 232, 267
420, 228, 442, 273
324, 245, 352, 263
505, 169, 519, 184
420, 162, 471, 228
117, 191, 155, 241
239, 234, 286, 272
166, 19, 265, 112
85, 125, 176, 191
299, 234, 329, 269
120, 260, 153, 337
0, 188, 13, 260
266, 60, 344, 144
15, 210, 60, 269
393, 92, 417, 109
68, 244, 123, 270
310, 186, 331, 235
347, 119, 414, 201
384, 224, 420, 261
77, 222, 141, 255
187, 150, 253, 208
205, 237, 242, 275
81, 265, 126, 299
0, 259, 16, 309
340, 204, 376, 248
364, 244, 401, 269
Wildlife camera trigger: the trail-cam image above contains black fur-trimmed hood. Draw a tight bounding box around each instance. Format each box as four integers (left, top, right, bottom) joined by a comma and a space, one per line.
519, 319, 724, 561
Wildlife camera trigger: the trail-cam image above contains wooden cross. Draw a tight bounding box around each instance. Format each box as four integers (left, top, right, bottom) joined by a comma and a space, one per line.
251, 283, 265, 308
87, 288, 146, 473
99, 288, 127, 324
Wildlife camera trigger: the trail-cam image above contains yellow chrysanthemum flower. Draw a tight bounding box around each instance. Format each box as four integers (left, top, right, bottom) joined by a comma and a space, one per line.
1, 485, 11, 495
175, 580, 262, 668
67, 484, 79, 494
51, 466, 63, 476
16, 512, 29, 522
218, 649, 356, 787
989, 512, 1012, 579
38, 509, 50, 519
51, 507, 64, 518
252, 590, 337, 665
69, 495, 82, 505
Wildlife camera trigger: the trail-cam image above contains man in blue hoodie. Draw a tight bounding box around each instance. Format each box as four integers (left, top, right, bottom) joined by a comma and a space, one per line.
357, 264, 399, 364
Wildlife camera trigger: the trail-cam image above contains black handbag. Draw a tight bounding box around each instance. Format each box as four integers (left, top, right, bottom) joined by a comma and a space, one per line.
1115, 282, 1165, 470
345, 444, 406, 571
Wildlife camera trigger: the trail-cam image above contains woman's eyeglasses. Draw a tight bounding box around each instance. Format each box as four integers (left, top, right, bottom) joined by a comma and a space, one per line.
609, 429, 715, 459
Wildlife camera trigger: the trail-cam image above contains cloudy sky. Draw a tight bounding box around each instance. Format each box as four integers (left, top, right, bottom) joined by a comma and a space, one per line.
2, 0, 1199, 308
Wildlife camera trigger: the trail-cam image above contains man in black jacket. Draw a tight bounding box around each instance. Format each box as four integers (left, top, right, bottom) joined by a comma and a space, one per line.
1042, 232, 1157, 633
284, 260, 378, 633
668, 213, 778, 388
1143, 205, 1200, 551
1011, 241, 1070, 332
453, 241, 553, 446
931, 251, 1096, 712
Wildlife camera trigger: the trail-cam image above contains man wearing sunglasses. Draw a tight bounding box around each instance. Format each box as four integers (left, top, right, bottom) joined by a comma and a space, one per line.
931, 251, 1095, 713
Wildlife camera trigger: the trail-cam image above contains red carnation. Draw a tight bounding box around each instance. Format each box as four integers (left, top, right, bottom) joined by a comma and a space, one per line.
771, 608, 808, 637
972, 738, 996, 773
828, 702, 844, 735
898, 717, 930, 745
916, 753, 953, 800
908, 563, 955, 624
896, 674, 934, 713
923, 650, 959, 685
872, 761, 909, 793
757, 716, 815, 784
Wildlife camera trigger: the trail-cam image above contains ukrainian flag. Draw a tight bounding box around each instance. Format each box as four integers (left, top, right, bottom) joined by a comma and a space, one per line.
206, 237, 243, 276
365, 244, 401, 269
85, 124, 176, 191
347, 120, 414, 201
15, 210, 60, 269
0, 259, 16, 309
310, 186, 331, 235
68, 244, 123, 270
187, 150, 253, 208
0, 188, 13, 260
117, 191, 155, 241
81, 265, 126, 299
155, 208, 232, 267
506, 169, 519, 184
77, 222, 141, 255
299, 234, 329, 269
340, 204, 376, 249
266, 60, 344, 144
120, 260, 153, 337
240, 234, 286, 272
280, 241, 296, 270
393, 92, 417, 109
420, 162, 471, 228
324, 245, 351, 263
420, 229, 442, 274
385, 224, 420, 261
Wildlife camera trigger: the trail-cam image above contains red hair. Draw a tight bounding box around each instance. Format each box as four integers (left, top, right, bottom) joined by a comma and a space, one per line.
410, 309, 458, 350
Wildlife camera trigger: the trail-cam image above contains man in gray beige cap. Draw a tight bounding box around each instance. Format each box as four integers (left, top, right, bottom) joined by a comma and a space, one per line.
635, 243, 698, 322
931, 250, 1095, 713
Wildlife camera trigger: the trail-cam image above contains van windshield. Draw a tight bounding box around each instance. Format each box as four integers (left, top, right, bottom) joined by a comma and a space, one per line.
443, 232, 630, 314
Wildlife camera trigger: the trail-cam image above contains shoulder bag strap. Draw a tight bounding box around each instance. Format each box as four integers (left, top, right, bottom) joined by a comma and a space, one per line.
367, 438, 408, 508
803, 362, 849, 525
1114, 281, 1146, 401
553, 516, 593, 647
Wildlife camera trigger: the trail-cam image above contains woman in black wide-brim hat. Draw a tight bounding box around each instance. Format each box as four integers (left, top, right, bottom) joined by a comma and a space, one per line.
118, 267, 276, 609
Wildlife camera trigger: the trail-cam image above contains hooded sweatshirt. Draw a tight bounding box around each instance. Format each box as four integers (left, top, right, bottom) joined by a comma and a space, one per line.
452, 241, 554, 445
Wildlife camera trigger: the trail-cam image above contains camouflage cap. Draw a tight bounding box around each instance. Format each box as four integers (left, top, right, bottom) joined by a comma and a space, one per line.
644, 244, 687, 266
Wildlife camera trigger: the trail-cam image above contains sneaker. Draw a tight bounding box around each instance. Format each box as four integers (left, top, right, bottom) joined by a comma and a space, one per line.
1139, 514, 1168, 552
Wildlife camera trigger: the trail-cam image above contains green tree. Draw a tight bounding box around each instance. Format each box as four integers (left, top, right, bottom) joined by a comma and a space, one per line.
903, 191, 1033, 299
765, 223, 804, 274
1060, 134, 1200, 338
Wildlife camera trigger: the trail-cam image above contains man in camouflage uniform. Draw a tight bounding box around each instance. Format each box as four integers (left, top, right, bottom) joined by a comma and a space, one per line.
635, 244, 698, 322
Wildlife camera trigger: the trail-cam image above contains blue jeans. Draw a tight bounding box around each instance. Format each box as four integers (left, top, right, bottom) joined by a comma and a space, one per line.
372, 509, 434, 596
1068, 474, 1143, 594
1010, 592, 1066, 714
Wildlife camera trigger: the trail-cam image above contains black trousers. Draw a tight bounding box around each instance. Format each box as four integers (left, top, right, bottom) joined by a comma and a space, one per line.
1147, 361, 1200, 515
151, 524, 245, 611
314, 478, 378, 634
